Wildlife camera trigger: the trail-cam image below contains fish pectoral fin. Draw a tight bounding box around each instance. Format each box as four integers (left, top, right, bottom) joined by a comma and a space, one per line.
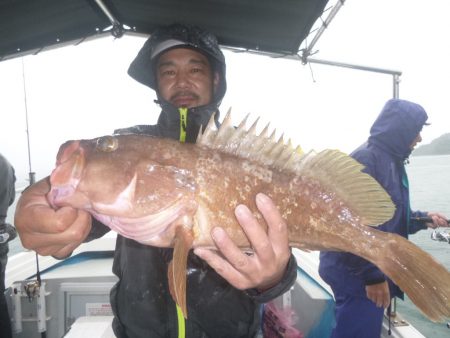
168, 226, 193, 319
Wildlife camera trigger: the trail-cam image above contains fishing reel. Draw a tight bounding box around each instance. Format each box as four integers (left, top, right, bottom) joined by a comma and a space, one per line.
431, 229, 450, 244
411, 217, 450, 244
0, 223, 17, 244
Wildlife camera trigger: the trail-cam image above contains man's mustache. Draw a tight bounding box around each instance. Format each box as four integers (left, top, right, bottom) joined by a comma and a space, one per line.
170, 91, 199, 101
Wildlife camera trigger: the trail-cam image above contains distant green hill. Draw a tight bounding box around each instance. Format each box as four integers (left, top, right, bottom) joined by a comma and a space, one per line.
412, 133, 450, 156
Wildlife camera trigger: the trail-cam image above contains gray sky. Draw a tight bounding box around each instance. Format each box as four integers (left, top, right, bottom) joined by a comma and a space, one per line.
1, 0, 449, 189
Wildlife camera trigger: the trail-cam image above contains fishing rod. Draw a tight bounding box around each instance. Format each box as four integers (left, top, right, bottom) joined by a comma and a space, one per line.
21, 58, 35, 186
19, 57, 46, 338
410, 217, 450, 225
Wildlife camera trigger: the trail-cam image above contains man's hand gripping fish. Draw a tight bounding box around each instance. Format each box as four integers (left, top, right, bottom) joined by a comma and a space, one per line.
46, 111, 450, 322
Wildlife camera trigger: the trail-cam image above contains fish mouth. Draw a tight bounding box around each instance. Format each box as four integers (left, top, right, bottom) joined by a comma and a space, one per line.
47, 140, 86, 209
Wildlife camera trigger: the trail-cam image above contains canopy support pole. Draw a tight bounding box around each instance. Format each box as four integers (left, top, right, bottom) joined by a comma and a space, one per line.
301, 0, 346, 61
93, 0, 124, 37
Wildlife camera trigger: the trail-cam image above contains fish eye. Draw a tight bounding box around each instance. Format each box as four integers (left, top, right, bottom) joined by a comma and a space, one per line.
96, 136, 118, 152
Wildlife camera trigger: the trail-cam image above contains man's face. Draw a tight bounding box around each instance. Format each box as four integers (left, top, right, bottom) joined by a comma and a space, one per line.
156, 48, 219, 108
410, 133, 423, 150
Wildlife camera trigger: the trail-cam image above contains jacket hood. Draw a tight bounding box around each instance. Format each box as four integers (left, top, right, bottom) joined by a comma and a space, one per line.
128, 23, 227, 106
368, 99, 429, 159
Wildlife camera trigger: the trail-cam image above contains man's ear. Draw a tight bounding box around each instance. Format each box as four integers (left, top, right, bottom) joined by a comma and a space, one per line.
213, 71, 220, 93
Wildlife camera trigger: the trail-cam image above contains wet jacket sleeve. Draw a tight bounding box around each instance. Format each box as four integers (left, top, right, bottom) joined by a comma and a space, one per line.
84, 218, 111, 242
409, 210, 428, 234
0, 156, 15, 224
344, 253, 385, 285
244, 253, 297, 303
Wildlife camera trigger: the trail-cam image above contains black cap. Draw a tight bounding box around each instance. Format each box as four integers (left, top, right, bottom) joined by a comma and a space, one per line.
128, 23, 227, 104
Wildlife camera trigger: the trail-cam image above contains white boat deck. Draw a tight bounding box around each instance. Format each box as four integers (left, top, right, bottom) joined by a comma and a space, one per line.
4, 236, 426, 338
5, 232, 117, 288
64, 316, 115, 338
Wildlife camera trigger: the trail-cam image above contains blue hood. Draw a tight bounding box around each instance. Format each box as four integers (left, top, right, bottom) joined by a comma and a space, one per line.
369, 99, 429, 159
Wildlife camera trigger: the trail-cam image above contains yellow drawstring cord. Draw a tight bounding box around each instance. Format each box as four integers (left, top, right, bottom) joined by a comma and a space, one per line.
176, 304, 186, 338
179, 107, 187, 143
177, 106, 187, 338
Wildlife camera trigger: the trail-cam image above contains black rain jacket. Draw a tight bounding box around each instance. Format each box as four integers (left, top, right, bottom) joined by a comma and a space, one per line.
88, 101, 297, 338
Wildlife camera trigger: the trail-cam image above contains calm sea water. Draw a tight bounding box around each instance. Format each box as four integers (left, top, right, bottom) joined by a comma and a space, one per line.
5, 155, 450, 337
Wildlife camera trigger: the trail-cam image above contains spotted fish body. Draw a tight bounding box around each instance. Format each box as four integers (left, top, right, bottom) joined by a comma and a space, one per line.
47, 112, 450, 322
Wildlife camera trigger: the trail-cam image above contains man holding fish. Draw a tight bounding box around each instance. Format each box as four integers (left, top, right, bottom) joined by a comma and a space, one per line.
14, 24, 297, 337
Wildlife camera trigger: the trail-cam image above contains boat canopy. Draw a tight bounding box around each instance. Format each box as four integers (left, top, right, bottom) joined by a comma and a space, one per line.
0, 0, 331, 61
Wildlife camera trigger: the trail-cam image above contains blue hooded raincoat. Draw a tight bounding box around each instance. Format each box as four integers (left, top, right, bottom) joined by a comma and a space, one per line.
318, 99, 430, 337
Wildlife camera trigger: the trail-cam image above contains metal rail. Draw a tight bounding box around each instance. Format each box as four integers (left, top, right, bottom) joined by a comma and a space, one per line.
224, 45, 402, 99
307, 57, 402, 99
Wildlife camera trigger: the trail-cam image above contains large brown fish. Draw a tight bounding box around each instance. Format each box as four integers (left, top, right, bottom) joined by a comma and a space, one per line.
46, 112, 450, 321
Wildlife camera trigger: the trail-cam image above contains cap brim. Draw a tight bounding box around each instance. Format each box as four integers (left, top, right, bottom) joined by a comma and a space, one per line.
150, 39, 187, 59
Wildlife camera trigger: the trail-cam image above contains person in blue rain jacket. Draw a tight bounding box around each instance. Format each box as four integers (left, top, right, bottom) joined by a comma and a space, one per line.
319, 98, 449, 338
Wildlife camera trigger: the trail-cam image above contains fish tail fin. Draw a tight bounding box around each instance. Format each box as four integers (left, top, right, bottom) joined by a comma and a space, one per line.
302, 149, 450, 321
375, 234, 450, 322
168, 227, 193, 319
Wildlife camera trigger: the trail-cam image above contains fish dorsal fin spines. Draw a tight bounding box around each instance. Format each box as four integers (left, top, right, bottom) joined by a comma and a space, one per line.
197, 110, 305, 170
197, 111, 395, 226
